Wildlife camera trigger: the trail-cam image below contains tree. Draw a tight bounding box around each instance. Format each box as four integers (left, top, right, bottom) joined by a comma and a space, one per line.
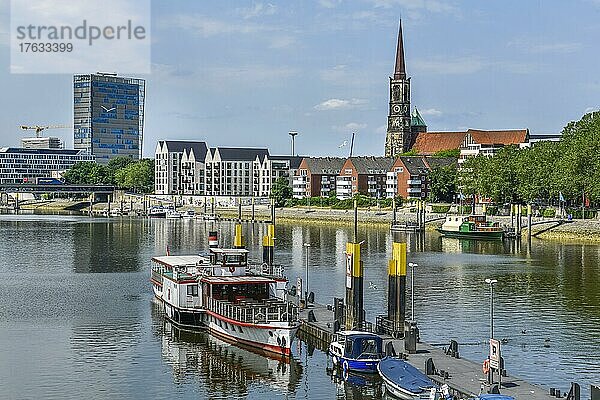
428, 164, 457, 202
63, 162, 111, 185
270, 177, 293, 207
114, 159, 154, 193
432, 148, 460, 158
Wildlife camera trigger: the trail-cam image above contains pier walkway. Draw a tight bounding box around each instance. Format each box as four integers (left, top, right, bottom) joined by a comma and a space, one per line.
299, 303, 557, 400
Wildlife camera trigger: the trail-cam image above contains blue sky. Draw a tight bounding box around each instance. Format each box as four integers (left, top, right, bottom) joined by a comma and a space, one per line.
0, 0, 599, 157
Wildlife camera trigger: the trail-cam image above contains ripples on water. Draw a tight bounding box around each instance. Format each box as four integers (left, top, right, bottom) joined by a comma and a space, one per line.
0, 215, 598, 399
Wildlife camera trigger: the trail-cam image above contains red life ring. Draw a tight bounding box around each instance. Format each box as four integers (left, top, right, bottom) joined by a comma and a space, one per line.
229, 266, 236, 273
482, 359, 490, 375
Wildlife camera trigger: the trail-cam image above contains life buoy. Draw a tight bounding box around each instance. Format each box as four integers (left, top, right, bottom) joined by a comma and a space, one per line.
482, 359, 490, 375
342, 360, 349, 381
229, 266, 236, 273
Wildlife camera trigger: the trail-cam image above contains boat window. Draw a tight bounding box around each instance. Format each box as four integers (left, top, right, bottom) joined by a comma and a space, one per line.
345, 339, 353, 355
361, 338, 378, 357
186, 285, 198, 296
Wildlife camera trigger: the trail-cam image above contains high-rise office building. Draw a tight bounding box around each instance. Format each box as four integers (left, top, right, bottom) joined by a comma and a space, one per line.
73, 73, 146, 164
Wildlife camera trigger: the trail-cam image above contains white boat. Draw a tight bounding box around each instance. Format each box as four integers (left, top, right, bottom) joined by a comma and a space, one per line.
151, 248, 300, 356
166, 210, 182, 219
182, 209, 195, 218
148, 206, 166, 218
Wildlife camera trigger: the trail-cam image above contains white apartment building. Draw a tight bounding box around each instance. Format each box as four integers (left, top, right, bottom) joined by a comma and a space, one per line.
0, 147, 95, 184
253, 155, 302, 197
204, 147, 269, 197
155, 141, 208, 195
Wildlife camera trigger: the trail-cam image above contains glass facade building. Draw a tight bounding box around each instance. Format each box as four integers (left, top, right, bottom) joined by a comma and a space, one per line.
73, 73, 145, 165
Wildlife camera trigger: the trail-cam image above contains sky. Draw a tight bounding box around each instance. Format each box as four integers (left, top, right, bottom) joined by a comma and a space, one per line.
0, 0, 599, 158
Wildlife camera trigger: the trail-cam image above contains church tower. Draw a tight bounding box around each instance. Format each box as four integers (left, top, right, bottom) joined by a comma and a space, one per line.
385, 20, 412, 158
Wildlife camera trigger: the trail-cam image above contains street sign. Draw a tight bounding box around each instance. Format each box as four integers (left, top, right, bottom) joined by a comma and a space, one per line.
489, 338, 501, 370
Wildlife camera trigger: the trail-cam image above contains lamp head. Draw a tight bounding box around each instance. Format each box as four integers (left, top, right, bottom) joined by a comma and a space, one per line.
485, 278, 498, 284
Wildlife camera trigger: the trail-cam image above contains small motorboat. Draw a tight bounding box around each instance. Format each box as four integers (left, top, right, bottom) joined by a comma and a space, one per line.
182, 209, 195, 218
328, 331, 384, 374
377, 356, 439, 399
166, 210, 182, 219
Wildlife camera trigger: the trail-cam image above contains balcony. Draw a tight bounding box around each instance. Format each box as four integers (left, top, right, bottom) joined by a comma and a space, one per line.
407, 188, 421, 193
407, 179, 421, 185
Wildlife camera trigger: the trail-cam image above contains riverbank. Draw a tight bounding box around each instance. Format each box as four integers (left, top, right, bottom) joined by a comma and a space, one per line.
6, 199, 600, 242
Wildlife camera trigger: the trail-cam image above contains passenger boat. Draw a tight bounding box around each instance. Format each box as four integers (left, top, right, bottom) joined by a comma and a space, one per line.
377, 356, 441, 399
151, 248, 300, 356
328, 331, 384, 373
437, 215, 504, 240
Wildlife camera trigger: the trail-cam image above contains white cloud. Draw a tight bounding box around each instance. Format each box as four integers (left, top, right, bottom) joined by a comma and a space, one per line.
334, 122, 367, 133
237, 3, 277, 19
318, 0, 343, 8
314, 98, 368, 111
419, 108, 442, 117
508, 38, 582, 54
152, 63, 298, 87
170, 14, 270, 37
368, 0, 457, 13
414, 56, 535, 75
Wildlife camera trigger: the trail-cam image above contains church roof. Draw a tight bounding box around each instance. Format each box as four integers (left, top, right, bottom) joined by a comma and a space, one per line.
412, 131, 466, 155
411, 129, 529, 155
394, 20, 406, 80
411, 108, 427, 127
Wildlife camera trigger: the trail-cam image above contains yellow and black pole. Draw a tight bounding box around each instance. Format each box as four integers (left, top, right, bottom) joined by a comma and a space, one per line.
388, 242, 407, 335
262, 224, 275, 265
234, 223, 245, 249
345, 200, 364, 330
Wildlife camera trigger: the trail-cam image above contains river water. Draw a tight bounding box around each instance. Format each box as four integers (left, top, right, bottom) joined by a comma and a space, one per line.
0, 214, 598, 399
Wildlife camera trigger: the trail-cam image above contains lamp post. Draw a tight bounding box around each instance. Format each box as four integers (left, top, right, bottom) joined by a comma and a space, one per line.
289, 131, 298, 156
304, 243, 311, 303
409, 262, 418, 321
485, 278, 498, 339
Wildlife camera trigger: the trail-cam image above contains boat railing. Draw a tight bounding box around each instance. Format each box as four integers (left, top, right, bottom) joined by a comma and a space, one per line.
151, 269, 163, 283
206, 297, 298, 325
375, 315, 404, 339
246, 262, 284, 278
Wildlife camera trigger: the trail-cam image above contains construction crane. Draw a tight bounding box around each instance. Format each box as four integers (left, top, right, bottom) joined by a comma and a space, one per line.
20, 124, 71, 138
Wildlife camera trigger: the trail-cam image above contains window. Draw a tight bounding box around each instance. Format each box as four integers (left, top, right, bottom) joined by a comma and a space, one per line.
187, 285, 198, 296
345, 169, 352, 174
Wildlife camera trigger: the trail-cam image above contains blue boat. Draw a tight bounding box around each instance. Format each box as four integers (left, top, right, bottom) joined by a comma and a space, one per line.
377, 356, 439, 399
473, 396, 514, 400
328, 331, 384, 373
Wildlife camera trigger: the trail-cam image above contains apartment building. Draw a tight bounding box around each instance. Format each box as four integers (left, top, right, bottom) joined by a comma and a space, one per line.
335, 157, 394, 200
293, 157, 345, 198
253, 155, 302, 197
386, 156, 455, 199
204, 147, 269, 197
154, 140, 208, 195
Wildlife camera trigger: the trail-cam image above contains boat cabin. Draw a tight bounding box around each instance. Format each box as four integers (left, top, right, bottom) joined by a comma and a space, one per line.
208, 248, 249, 276
330, 331, 383, 360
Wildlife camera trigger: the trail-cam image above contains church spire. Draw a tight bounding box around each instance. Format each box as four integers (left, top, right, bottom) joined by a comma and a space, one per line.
394, 19, 406, 80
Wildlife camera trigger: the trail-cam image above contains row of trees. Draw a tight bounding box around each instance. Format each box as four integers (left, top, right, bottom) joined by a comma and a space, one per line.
460, 112, 600, 205
63, 157, 154, 193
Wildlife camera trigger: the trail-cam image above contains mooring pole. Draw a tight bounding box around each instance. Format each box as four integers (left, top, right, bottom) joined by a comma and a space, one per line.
238, 197, 242, 221
346, 199, 364, 330
527, 204, 532, 242
388, 242, 407, 336
251, 197, 255, 222
392, 197, 397, 225
234, 223, 245, 249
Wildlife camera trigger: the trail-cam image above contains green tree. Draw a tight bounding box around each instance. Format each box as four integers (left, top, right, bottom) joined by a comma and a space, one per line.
270, 177, 293, 207
63, 162, 111, 185
432, 148, 460, 158
114, 159, 154, 193
428, 164, 457, 202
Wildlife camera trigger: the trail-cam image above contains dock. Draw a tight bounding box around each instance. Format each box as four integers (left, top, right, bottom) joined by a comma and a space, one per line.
298, 302, 560, 400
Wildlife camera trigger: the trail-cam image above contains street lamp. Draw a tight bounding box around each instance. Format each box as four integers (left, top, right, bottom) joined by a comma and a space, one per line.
304, 243, 311, 304
408, 262, 418, 321
485, 278, 498, 339
289, 131, 298, 156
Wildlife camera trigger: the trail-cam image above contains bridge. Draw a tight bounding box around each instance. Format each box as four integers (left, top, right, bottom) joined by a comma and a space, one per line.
0, 183, 114, 194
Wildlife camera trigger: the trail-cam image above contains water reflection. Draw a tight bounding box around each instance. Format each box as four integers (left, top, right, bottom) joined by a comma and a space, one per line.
151, 300, 303, 397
